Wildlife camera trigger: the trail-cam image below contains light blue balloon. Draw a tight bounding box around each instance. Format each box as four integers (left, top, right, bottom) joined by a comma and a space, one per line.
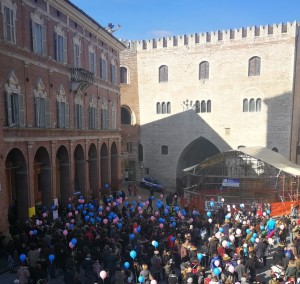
48, 254, 55, 262
213, 267, 221, 276
138, 275, 144, 283
124, 262, 130, 269
130, 250, 137, 259
207, 211, 211, 217
197, 253, 203, 260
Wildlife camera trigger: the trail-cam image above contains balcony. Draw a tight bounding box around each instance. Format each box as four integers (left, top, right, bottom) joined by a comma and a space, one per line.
70, 68, 94, 93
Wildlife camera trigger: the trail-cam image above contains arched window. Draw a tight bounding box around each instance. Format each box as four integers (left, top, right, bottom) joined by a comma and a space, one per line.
201, 100, 206, 113
120, 67, 128, 84
195, 100, 200, 113
121, 106, 131, 124
248, 56, 261, 76
156, 102, 161, 114
159, 65, 168, 82
256, 98, 261, 112
243, 99, 248, 112
207, 100, 211, 113
167, 102, 171, 114
249, 98, 255, 112
199, 61, 209, 80
162, 102, 166, 114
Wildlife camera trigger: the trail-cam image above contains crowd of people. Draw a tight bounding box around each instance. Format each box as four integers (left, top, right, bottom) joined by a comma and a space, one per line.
2, 188, 300, 284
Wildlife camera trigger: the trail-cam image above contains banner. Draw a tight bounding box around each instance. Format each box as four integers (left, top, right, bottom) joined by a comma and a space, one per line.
205, 201, 223, 211
222, 178, 240, 187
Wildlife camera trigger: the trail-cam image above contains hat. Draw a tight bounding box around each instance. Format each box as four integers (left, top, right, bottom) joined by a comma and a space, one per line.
154, 250, 159, 254
223, 254, 231, 261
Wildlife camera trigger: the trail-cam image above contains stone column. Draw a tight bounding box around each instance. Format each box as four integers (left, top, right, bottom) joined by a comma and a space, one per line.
27, 141, 35, 207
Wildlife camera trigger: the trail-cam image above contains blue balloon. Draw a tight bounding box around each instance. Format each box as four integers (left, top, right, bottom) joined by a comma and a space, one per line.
260, 225, 264, 230
140, 203, 144, 208
48, 254, 55, 262
71, 238, 77, 245
213, 267, 221, 276
83, 210, 86, 215
96, 217, 101, 223
210, 201, 215, 207
138, 275, 144, 283
197, 253, 203, 260
250, 237, 255, 243
246, 229, 250, 234
67, 204, 71, 209
33, 230, 37, 235
90, 218, 95, 224
219, 228, 224, 233
117, 223, 122, 228
19, 254, 26, 262
225, 215, 230, 220
227, 242, 231, 247
124, 262, 130, 269
104, 183, 109, 189
207, 211, 212, 217
171, 237, 175, 242
172, 221, 176, 227
175, 206, 180, 212
69, 224, 74, 229
129, 234, 135, 240
267, 210, 270, 215
150, 196, 155, 200
85, 216, 89, 221
136, 227, 141, 232
253, 233, 257, 238
130, 250, 137, 259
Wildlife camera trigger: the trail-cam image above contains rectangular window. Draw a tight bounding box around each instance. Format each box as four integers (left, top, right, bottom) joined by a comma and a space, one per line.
11, 93, 19, 125
75, 104, 83, 129
55, 34, 64, 63
4, 6, 15, 43
161, 145, 168, 155
32, 21, 45, 54
89, 52, 95, 73
127, 142, 133, 152
39, 98, 46, 127
110, 64, 116, 84
89, 107, 96, 129
100, 59, 107, 80
74, 44, 80, 67
58, 102, 66, 128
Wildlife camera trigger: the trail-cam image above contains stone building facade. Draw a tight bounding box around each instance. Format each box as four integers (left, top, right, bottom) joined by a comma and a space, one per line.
0, 0, 125, 232
120, 22, 300, 191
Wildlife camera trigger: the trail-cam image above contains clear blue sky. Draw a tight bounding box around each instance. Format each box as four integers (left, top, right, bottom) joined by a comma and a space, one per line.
70, 0, 300, 41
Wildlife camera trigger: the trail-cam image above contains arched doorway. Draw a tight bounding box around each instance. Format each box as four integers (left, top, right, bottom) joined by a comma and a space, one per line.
74, 144, 85, 195
111, 142, 118, 191
5, 149, 29, 225
176, 137, 220, 190
34, 147, 52, 208
100, 144, 109, 189
88, 144, 98, 198
56, 146, 70, 205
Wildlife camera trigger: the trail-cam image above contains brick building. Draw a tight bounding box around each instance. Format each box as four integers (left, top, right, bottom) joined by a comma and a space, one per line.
120, 22, 300, 191
0, 0, 125, 232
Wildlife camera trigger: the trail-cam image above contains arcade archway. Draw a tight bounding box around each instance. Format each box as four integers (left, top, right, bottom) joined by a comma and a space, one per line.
74, 144, 85, 195
34, 147, 52, 208
111, 142, 118, 191
56, 146, 70, 205
88, 143, 98, 198
176, 137, 220, 189
100, 144, 109, 189
5, 149, 29, 224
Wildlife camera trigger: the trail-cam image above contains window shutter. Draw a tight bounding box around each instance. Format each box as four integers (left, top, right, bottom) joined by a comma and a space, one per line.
35, 97, 40, 127
19, 94, 25, 127
89, 106, 92, 129
95, 107, 98, 129
42, 24, 47, 55
107, 109, 110, 129
65, 102, 69, 128
6, 93, 12, 126
45, 98, 50, 128
74, 104, 78, 129
54, 32, 58, 60
56, 101, 61, 128
31, 20, 36, 52
81, 105, 85, 129
63, 35, 67, 64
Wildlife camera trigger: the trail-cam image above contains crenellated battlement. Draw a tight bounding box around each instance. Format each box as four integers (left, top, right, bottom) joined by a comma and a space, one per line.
122, 21, 298, 51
